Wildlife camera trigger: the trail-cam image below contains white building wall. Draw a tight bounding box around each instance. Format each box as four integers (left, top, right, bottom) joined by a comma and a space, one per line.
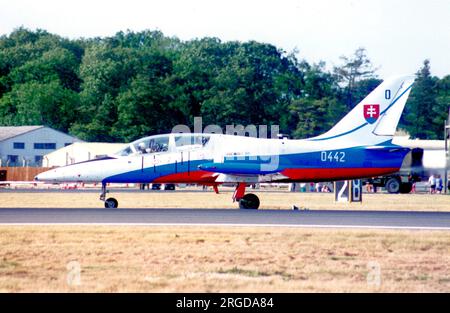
43, 144, 90, 167
43, 143, 127, 167
0, 127, 82, 166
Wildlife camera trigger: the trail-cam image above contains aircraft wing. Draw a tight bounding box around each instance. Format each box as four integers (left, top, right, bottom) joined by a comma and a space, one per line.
212, 173, 290, 183
365, 145, 410, 152
198, 162, 289, 183
198, 162, 280, 175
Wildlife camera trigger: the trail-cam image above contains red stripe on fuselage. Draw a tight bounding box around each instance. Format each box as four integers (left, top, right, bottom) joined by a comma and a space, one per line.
153, 170, 217, 184
151, 167, 399, 184
281, 167, 400, 182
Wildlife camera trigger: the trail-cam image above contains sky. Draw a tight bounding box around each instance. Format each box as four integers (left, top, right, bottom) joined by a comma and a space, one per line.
1, 0, 449, 78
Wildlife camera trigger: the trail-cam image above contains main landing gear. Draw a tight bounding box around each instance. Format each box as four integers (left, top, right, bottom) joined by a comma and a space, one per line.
233, 182, 260, 210
100, 183, 118, 209
99, 182, 260, 210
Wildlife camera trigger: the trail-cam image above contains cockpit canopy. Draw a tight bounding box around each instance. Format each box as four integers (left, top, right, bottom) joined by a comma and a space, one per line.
115, 133, 212, 156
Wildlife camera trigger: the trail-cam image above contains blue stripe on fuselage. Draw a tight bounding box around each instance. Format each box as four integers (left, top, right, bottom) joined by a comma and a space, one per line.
104, 159, 210, 183
220, 146, 409, 172
103, 146, 409, 183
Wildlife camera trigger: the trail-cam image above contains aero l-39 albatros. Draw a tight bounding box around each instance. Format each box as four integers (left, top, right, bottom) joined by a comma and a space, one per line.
35, 76, 415, 209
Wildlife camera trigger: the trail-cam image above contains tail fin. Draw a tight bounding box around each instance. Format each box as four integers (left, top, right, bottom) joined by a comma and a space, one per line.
310, 75, 415, 145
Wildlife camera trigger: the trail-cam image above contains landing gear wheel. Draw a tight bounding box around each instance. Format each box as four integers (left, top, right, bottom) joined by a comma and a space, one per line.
385, 177, 400, 194
239, 193, 260, 210
104, 197, 118, 209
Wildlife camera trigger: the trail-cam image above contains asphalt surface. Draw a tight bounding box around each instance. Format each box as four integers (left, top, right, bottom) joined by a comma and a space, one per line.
1, 208, 450, 230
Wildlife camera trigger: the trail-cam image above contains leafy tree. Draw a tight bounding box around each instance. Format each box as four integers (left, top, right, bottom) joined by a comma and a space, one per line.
401, 60, 441, 139
8, 47, 81, 91
112, 70, 182, 142
290, 98, 329, 138
435, 75, 450, 138
171, 38, 227, 125
0, 28, 83, 96
287, 62, 345, 138
201, 41, 304, 135
334, 47, 378, 109
69, 43, 139, 141
0, 80, 79, 131
351, 78, 382, 104
69, 31, 181, 142
1, 28, 449, 143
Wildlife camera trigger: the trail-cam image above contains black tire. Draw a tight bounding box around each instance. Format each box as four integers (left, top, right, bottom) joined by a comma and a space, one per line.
385, 177, 400, 194
239, 193, 260, 210
399, 182, 412, 194
104, 197, 118, 209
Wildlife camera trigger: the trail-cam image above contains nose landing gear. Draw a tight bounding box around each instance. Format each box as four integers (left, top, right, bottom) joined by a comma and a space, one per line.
104, 197, 118, 209
233, 182, 260, 210
100, 183, 119, 209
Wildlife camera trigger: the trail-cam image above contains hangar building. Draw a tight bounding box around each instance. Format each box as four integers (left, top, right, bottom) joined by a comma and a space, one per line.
0, 126, 82, 167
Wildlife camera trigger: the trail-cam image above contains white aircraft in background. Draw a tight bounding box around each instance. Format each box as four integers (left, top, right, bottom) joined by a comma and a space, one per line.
35, 76, 415, 209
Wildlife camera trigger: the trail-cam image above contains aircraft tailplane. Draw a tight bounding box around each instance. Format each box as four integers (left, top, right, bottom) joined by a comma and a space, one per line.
310, 75, 415, 145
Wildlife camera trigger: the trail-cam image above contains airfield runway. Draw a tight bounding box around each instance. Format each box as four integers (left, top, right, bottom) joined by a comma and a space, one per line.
1, 208, 450, 230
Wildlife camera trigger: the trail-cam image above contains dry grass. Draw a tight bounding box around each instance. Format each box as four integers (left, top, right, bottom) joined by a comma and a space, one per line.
0, 190, 449, 211
1, 189, 448, 292
0, 225, 450, 292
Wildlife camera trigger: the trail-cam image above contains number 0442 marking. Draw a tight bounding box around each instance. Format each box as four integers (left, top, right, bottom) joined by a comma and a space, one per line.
320, 151, 346, 162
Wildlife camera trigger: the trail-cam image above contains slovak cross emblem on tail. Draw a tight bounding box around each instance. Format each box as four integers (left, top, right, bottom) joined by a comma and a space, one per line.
363, 104, 380, 124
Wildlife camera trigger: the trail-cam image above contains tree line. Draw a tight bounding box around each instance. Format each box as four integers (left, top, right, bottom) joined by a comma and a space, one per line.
0, 28, 448, 142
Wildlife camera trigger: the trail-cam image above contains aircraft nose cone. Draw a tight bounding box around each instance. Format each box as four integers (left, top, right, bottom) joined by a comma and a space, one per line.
34, 172, 48, 181
34, 169, 58, 182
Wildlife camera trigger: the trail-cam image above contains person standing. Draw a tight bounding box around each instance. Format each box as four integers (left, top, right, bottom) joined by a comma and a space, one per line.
436, 175, 443, 194
428, 174, 436, 194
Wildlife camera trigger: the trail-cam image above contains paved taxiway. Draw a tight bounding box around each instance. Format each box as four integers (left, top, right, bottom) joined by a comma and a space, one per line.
1, 208, 450, 230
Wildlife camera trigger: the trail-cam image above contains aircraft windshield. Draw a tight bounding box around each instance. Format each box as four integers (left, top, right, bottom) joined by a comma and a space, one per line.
175, 135, 210, 148
115, 133, 211, 156
134, 136, 169, 154
116, 146, 133, 156
115, 135, 169, 156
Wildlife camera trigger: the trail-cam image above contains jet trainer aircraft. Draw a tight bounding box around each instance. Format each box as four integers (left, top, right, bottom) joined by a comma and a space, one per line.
35, 75, 415, 209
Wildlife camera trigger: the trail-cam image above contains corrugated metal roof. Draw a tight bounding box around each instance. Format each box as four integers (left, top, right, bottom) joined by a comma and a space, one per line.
0, 126, 44, 142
